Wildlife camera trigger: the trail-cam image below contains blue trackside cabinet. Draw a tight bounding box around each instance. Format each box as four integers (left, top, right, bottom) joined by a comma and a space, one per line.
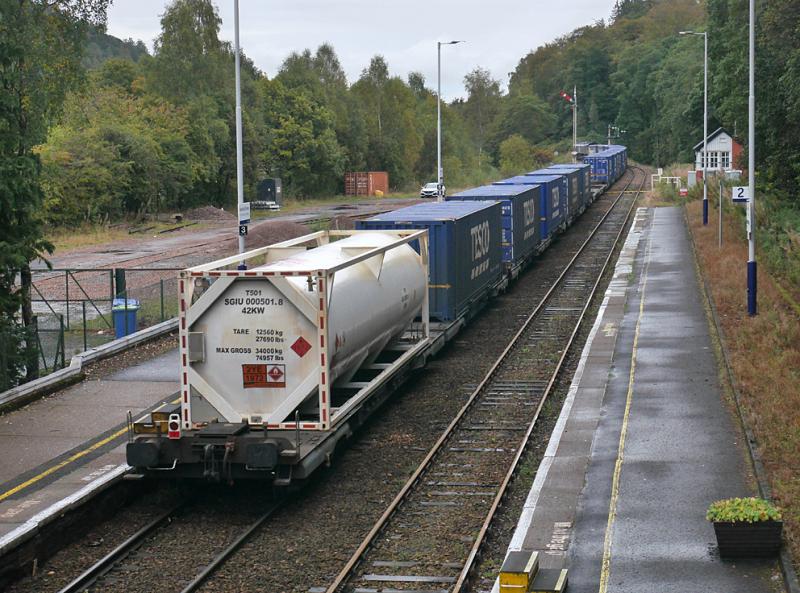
447, 184, 541, 268
356, 201, 503, 322
493, 175, 565, 242
545, 163, 592, 209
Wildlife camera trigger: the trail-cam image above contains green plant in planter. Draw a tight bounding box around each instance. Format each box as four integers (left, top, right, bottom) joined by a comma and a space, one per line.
707, 497, 783, 559
706, 497, 782, 523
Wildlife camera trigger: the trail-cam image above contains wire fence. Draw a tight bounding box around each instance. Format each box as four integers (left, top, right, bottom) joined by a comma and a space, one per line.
0, 267, 183, 391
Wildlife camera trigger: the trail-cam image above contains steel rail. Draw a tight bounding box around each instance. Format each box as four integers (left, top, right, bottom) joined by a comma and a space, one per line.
325, 167, 646, 593
56, 503, 184, 593
453, 166, 647, 591
179, 500, 284, 593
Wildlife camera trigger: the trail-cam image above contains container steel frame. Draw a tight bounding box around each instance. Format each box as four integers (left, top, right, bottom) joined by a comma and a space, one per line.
178, 229, 431, 432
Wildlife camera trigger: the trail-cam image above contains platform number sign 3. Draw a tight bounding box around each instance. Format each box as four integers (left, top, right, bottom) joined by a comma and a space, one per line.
732, 186, 751, 204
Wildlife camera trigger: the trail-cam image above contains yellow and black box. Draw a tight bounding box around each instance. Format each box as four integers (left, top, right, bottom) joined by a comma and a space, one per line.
499, 550, 539, 593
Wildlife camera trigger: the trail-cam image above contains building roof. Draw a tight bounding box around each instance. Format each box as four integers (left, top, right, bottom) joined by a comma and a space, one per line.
693, 127, 737, 151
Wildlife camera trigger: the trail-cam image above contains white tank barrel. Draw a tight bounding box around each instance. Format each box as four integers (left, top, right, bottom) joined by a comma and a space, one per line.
180, 231, 428, 429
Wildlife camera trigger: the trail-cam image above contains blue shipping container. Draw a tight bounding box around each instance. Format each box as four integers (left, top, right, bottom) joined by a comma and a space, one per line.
493, 175, 565, 241
447, 184, 541, 267
546, 163, 592, 208
356, 201, 503, 322
529, 167, 582, 222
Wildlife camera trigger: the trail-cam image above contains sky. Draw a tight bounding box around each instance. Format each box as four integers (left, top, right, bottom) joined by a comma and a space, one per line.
106, 0, 619, 100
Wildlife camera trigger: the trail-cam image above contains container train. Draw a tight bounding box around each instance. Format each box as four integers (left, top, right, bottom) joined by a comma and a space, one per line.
126, 146, 627, 484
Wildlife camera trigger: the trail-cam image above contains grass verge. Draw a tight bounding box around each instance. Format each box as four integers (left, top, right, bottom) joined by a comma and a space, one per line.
685, 198, 800, 572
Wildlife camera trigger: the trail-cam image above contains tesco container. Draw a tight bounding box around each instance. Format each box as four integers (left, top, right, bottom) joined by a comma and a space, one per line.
447, 184, 540, 267
357, 201, 503, 322
344, 171, 389, 196
494, 175, 566, 240
528, 168, 580, 222
541, 164, 592, 211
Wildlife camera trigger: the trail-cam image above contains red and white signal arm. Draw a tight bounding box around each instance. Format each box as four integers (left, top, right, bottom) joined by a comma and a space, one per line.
168, 413, 181, 440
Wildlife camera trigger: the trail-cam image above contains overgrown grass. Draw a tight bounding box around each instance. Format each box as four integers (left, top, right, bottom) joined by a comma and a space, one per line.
686, 198, 800, 569
47, 224, 132, 251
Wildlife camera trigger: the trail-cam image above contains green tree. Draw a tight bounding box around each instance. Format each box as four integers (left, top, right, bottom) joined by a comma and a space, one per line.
0, 0, 109, 387
499, 134, 536, 176
462, 67, 502, 161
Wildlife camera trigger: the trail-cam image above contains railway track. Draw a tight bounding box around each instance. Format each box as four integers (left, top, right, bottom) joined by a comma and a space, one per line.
324, 167, 646, 593
7, 174, 640, 593
56, 498, 284, 593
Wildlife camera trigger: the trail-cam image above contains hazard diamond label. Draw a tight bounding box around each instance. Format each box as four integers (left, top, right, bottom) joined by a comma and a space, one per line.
291, 336, 312, 358
242, 364, 285, 388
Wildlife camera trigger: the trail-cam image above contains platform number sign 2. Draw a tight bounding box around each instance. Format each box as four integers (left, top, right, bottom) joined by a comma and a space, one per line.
732, 186, 751, 204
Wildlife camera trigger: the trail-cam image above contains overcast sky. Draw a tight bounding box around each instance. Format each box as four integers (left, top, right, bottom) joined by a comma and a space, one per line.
106, 0, 618, 100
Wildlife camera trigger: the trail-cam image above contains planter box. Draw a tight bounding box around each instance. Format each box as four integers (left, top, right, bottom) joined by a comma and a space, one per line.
713, 520, 782, 558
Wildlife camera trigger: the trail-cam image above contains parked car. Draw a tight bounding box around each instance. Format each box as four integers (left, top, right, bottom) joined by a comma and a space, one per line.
420, 182, 444, 198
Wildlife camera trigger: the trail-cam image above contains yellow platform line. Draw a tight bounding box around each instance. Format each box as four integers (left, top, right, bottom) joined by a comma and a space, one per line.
598, 227, 654, 593
0, 397, 179, 503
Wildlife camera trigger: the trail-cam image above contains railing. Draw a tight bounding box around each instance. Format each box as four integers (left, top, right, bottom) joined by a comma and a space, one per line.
7, 267, 183, 386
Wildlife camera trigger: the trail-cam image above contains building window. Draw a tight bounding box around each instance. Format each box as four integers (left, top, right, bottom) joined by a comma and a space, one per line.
721, 152, 730, 169
709, 152, 719, 169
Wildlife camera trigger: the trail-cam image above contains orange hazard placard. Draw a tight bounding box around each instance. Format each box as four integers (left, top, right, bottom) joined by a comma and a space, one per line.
242, 364, 286, 388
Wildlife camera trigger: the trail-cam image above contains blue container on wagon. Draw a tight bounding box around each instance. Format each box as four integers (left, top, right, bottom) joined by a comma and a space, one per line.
356, 201, 503, 322
493, 175, 565, 242
527, 169, 578, 222
447, 184, 541, 267
545, 163, 592, 209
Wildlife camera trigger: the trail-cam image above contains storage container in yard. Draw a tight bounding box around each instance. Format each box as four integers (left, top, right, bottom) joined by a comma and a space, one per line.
447, 184, 540, 268
344, 171, 389, 196
494, 175, 566, 240
357, 201, 503, 322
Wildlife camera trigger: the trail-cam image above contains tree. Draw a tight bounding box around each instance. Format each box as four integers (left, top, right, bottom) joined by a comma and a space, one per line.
0, 0, 110, 387
462, 68, 502, 160
499, 134, 535, 176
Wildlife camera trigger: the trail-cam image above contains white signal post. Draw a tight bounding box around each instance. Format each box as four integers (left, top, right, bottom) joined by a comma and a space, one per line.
572, 86, 577, 163
747, 0, 757, 315
234, 0, 246, 266
437, 40, 464, 203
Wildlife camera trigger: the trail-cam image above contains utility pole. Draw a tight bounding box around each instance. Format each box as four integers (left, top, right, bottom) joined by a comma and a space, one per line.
747, 0, 757, 315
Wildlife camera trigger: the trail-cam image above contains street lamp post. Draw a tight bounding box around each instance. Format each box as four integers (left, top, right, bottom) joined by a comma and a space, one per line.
680, 30, 709, 226
234, 0, 246, 265
437, 40, 463, 202
747, 0, 757, 315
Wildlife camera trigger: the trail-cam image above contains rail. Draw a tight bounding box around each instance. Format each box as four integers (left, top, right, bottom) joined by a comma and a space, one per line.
325, 166, 647, 592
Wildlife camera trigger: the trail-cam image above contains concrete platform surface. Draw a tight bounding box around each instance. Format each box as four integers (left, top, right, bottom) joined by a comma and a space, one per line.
495, 207, 782, 593
0, 348, 179, 542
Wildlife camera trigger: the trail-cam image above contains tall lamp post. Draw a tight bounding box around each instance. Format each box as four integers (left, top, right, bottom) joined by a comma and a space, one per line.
234, 0, 246, 265
747, 0, 757, 315
437, 40, 463, 202
680, 30, 709, 226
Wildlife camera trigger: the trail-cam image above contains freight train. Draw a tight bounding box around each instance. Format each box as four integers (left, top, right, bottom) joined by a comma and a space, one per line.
126, 146, 627, 484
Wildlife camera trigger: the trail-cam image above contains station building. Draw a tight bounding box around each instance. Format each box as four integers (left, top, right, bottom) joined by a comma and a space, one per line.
693, 127, 743, 173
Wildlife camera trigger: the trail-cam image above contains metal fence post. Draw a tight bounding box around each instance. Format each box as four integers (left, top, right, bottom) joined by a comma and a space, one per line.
160, 279, 165, 322
59, 314, 65, 369
82, 300, 88, 352
64, 271, 70, 330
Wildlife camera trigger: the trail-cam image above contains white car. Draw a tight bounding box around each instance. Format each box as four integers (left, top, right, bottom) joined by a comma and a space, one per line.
420, 182, 444, 198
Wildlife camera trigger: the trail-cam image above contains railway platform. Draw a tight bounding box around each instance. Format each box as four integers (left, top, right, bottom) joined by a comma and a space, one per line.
495, 206, 784, 592
0, 348, 178, 552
